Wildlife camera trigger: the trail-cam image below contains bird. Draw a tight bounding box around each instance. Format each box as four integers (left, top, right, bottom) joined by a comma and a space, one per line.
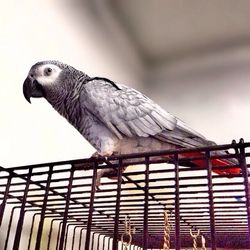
23, 60, 240, 186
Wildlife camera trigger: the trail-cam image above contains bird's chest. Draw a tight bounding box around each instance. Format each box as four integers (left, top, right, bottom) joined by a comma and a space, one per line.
77, 114, 119, 155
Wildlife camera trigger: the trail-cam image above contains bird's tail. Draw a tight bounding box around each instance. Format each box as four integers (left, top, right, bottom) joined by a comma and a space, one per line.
181, 151, 240, 176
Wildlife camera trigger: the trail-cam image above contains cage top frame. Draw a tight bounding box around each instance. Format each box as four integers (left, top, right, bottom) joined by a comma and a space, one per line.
0, 141, 249, 250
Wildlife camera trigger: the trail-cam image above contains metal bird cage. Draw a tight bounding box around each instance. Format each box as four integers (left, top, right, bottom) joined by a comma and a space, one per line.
0, 140, 249, 250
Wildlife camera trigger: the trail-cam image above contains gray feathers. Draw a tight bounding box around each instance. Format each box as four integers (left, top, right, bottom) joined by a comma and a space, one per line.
79, 78, 209, 148
25, 60, 214, 153
81, 79, 177, 136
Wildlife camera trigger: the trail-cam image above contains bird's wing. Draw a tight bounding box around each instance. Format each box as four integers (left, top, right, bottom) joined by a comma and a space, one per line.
80, 78, 209, 147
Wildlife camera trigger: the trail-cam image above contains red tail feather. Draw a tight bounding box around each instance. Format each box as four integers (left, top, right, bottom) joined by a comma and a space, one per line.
181, 152, 240, 176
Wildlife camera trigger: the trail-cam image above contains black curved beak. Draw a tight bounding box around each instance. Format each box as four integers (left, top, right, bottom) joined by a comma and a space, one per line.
23, 77, 44, 103
23, 77, 32, 103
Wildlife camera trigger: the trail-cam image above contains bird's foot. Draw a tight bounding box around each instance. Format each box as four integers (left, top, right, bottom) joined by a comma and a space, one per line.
89, 151, 105, 164
90, 151, 119, 162
96, 166, 126, 190
96, 168, 114, 189
91, 151, 120, 190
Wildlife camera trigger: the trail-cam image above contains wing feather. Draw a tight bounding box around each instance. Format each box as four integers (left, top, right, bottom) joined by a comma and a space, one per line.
80, 78, 209, 148
116, 122, 133, 137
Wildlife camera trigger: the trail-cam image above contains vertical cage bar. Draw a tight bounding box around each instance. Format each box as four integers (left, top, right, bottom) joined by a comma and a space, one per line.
78, 229, 83, 250
13, 167, 32, 250
56, 222, 63, 250
85, 164, 97, 250
28, 213, 38, 250
58, 167, 74, 250
143, 156, 150, 250
174, 153, 181, 250
78, 228, 85, 250
206, 150, 216, 250
103, 236, 107, 250
4, 207, 18, 250
35, 165, 53, 250
91, 232, 96, 250
239, 144, 250, 248
47, 219, 56, 250
0, 172, 12, 226
108, 237, 111, 249
112, 159, 123, 250
63, 224, 71, 250
71, 226, 77, 250
96, 234, 102, 250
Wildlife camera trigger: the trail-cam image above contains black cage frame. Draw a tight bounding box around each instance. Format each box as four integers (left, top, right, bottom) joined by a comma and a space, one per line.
0, 141, 249, 249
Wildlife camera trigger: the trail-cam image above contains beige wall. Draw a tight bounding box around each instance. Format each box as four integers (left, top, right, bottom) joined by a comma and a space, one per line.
144, 46, 250, 145
0, 0, 143, 167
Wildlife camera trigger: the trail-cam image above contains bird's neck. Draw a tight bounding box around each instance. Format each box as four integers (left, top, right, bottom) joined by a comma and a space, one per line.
46, 85, 82, 128
45, 74, 89, 126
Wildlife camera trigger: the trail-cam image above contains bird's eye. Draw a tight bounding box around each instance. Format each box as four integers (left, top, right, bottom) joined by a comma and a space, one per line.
44, 67, 53, 76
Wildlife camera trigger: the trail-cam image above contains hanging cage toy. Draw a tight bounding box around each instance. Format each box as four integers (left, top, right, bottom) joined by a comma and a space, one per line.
163, 210, 171, 250
121, 215, 132, 249
190, 228, 200, 250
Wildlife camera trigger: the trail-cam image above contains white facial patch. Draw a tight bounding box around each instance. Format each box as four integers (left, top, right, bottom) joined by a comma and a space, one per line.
35, 64, 62, 86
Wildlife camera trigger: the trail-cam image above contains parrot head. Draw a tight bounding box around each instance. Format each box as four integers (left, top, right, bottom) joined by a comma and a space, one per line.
23, 61, 84, 103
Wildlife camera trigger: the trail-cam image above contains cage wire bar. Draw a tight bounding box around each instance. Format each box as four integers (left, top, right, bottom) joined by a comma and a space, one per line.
0, 141, 249, 250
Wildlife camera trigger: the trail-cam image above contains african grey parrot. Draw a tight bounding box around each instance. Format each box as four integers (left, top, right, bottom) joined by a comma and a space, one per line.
23, 61, 240, 186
